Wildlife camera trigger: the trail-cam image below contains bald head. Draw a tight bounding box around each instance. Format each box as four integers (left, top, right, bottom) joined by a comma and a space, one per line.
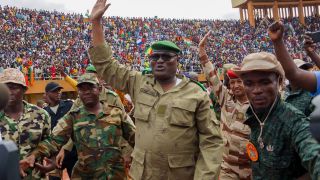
0, 83, 9, 111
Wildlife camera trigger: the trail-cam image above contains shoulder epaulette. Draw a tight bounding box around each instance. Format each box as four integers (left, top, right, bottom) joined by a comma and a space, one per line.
107, 90, 118, 97
189, 79, 207, 92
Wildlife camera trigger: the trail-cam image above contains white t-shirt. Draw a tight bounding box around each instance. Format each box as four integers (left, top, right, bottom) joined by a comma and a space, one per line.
50, 104, 59, 114
175, 78, 182, 86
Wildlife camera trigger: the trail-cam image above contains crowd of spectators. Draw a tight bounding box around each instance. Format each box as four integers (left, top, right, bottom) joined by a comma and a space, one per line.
0, 5, 319, 79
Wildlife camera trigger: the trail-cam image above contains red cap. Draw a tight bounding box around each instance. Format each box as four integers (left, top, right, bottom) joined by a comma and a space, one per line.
227, 69, 239, 79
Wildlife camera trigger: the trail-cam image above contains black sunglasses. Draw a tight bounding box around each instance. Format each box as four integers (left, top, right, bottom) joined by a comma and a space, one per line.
149, 53, 178, 61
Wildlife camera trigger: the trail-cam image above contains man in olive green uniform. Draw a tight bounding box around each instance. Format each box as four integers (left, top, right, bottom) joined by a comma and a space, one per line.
0, 68, 51, 179
233, 52, 320, 179
88, 1, 223, 179
21, 73, 136, 179
199, 32, 251, 180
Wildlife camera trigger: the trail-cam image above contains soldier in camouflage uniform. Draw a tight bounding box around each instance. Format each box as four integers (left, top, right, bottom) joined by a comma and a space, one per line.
199, 32, 252, 179
88, 1, 223, 179
233, 52, 320, 179
57, 64, 134, 171
21, 73, 136, 179
0, 68, 51, 179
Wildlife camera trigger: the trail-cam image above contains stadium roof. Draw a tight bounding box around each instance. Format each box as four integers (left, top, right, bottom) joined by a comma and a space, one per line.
232, 0, 315, 8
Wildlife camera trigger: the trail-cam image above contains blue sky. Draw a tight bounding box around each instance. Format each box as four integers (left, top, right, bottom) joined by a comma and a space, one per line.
0, 0, 240, 19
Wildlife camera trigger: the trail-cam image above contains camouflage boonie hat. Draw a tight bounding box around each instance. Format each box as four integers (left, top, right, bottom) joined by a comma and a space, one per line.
77, 73, 99, 87
233, 52, 285, 78
0, 68, 27, 88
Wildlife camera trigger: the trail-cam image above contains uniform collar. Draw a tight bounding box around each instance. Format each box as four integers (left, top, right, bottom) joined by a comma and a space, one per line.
152, 75, 189, 94
80, 101, 111, 118
99, 87, 108, 101
3, 101, 33, 123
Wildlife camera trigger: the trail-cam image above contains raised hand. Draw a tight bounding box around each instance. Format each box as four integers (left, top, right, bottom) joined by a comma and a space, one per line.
198, 31, 211, 57
90, 0, 111, 22
268, 21, 284, 43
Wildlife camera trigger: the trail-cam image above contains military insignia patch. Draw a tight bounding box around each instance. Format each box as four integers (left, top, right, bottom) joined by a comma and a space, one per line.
246, 142, 258, 162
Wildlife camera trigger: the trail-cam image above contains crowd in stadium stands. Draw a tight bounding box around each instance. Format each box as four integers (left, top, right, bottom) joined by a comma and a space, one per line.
0, 5, 320, 79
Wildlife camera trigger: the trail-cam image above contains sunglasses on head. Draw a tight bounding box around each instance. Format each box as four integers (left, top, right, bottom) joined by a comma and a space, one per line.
149, 53, 178, 61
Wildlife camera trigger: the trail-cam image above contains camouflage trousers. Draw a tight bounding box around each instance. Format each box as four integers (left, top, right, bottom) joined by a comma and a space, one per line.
219, 161, 252, 180
71, 161, 127, 180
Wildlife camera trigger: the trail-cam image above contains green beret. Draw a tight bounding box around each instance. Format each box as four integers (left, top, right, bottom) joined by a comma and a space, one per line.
86, 65, 97, 73
151, 41, 181, 53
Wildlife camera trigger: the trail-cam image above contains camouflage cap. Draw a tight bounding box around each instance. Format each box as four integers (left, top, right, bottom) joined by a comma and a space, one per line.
293, 59, 313, 70
76, 73, 99, 87
233, 52, 285, 78
0, 68, 27, 88
86, 65, 97, 73
151, 40, 181, 54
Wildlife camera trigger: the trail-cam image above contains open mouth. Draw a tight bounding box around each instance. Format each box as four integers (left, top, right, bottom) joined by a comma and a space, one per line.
154, 65, 165, 71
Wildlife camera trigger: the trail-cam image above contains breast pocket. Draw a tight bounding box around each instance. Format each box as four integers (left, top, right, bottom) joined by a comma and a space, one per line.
134, 93, 157, 122
169, 100, 197, 127
74, 124, 95, 146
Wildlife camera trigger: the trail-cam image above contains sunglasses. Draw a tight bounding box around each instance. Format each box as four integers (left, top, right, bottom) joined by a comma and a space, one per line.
149, 53, 178, 61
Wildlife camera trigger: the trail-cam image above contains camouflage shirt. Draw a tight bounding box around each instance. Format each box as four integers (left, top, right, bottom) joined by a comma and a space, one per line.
200, 55, 251, 178
0, 101, 51, 179
67, 86, 134, 158
283, 86, 313, 116
32, 102, 135, 179
245, 97, 320, 180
